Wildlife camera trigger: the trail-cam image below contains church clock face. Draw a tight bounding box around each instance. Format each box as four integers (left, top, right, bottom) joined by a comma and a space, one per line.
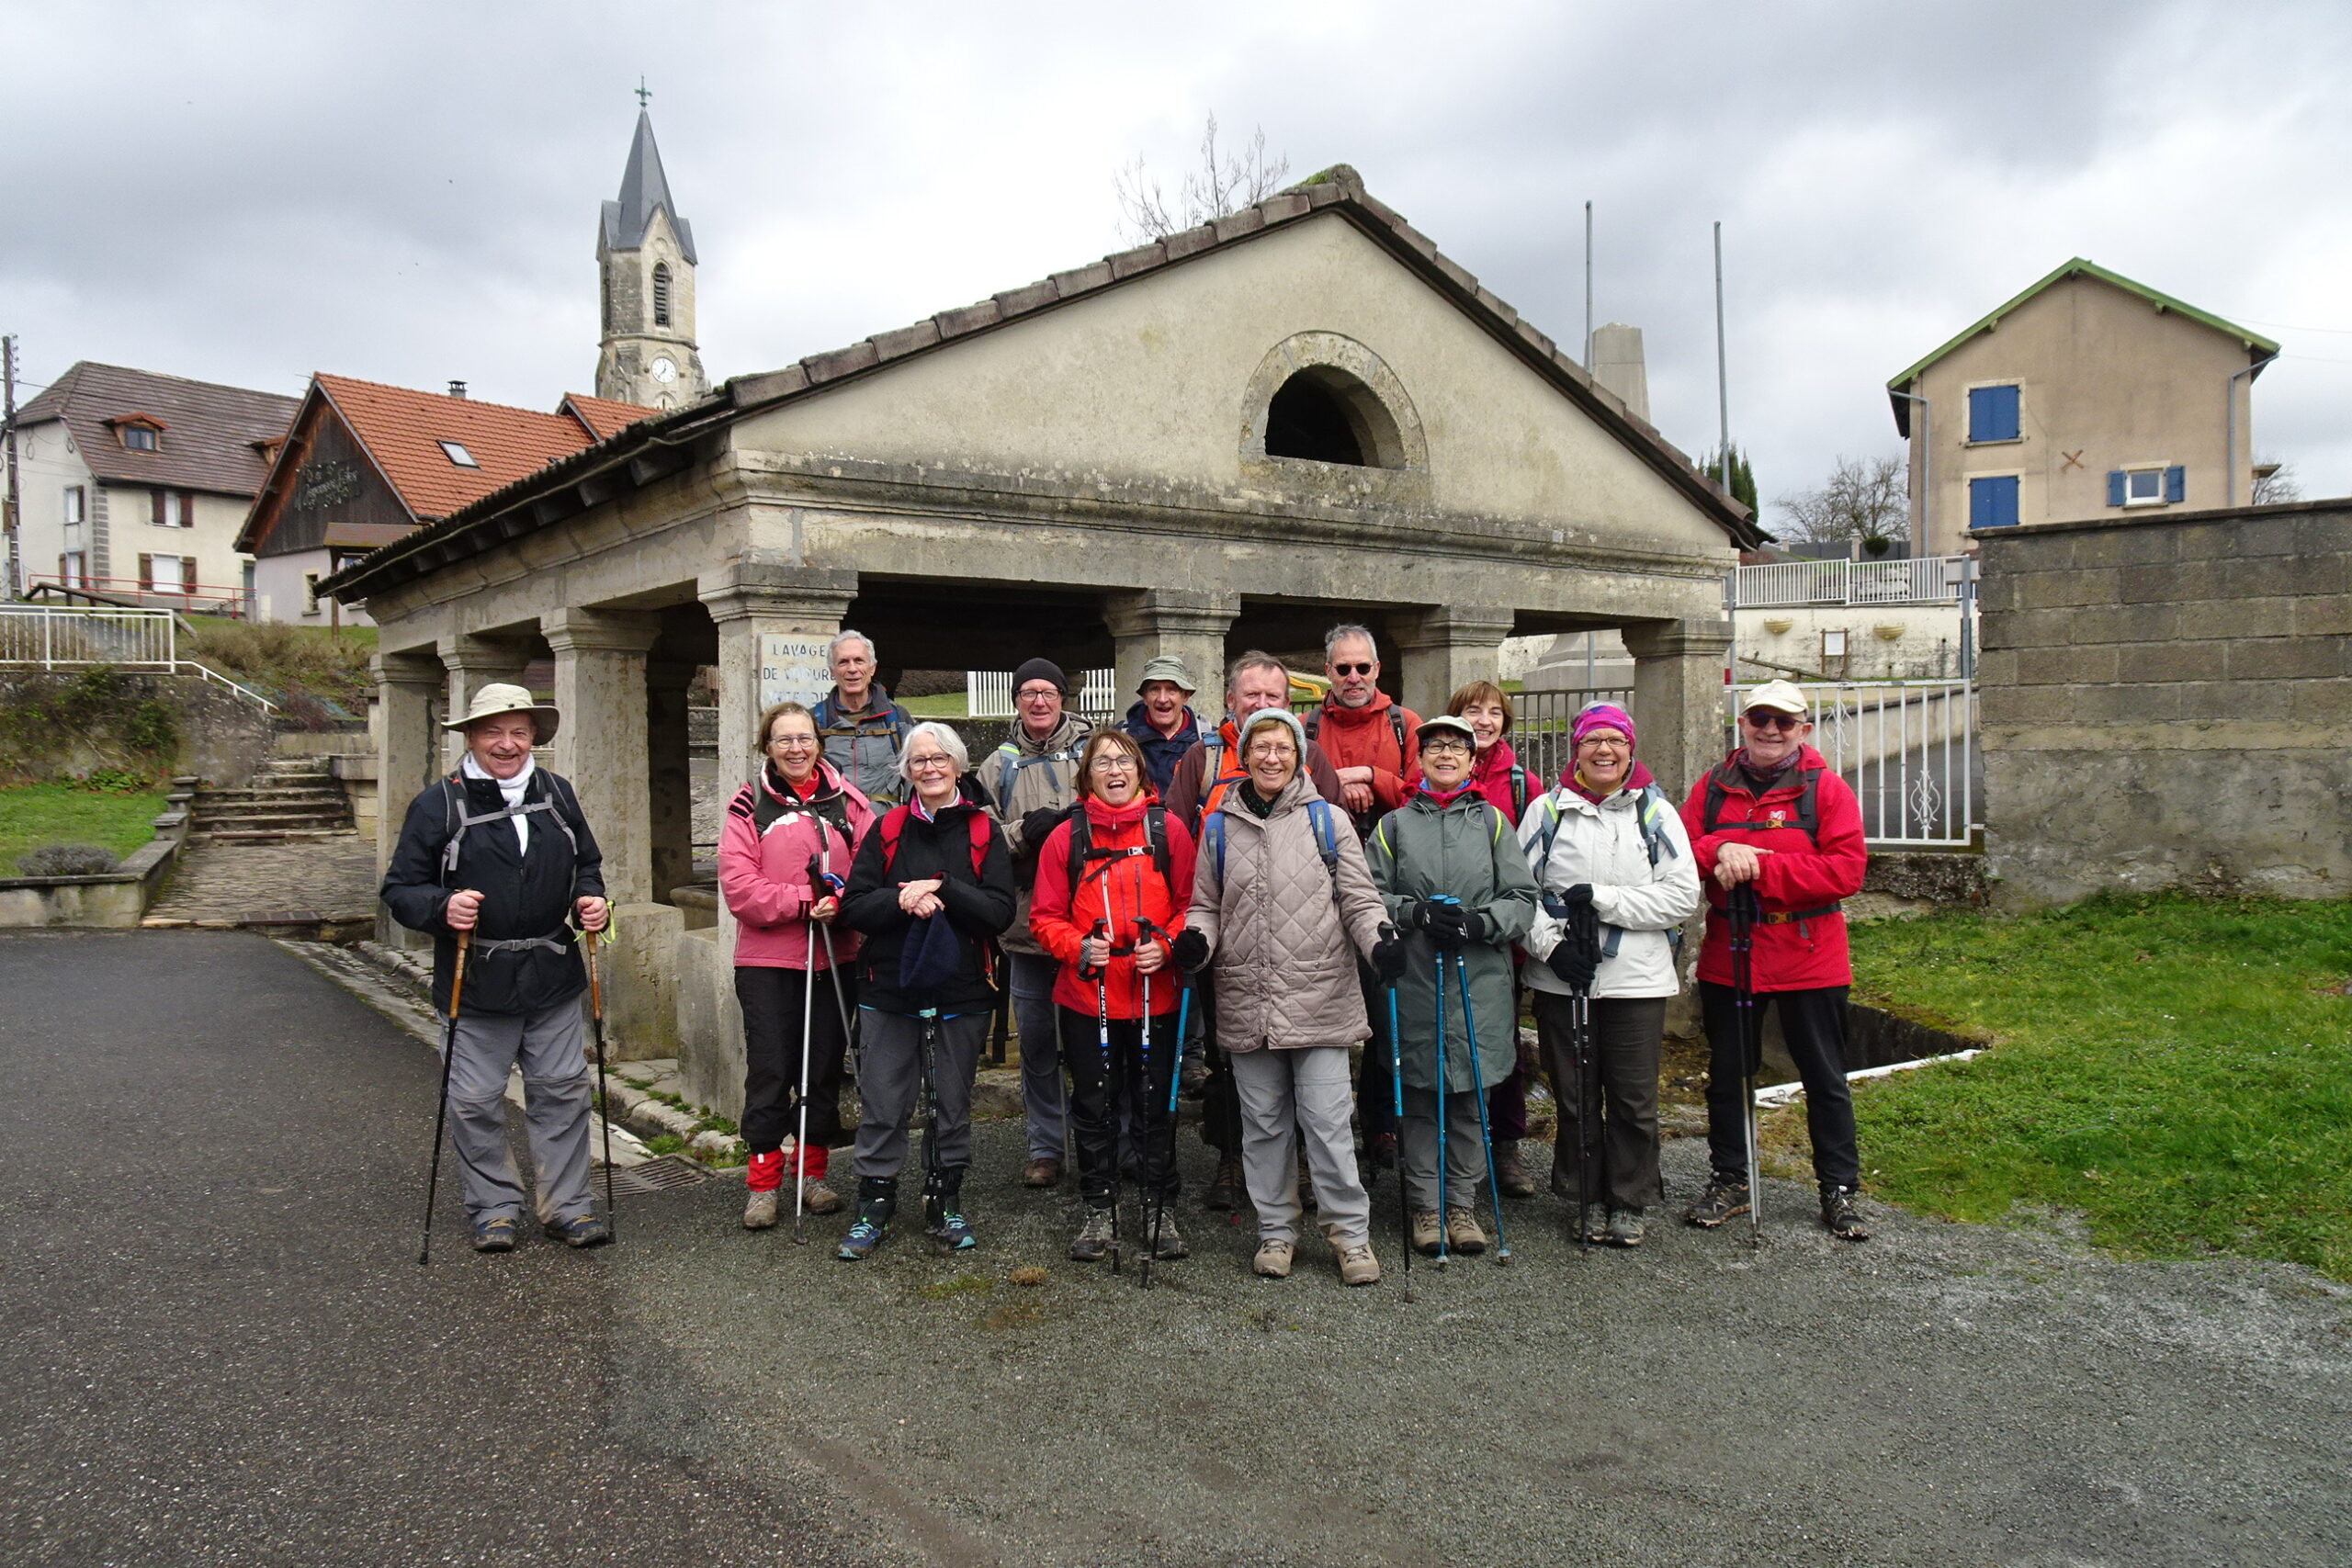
650, 355, 678, 385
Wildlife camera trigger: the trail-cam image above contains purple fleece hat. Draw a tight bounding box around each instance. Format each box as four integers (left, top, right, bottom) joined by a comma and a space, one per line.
1571, 702, 1635, 750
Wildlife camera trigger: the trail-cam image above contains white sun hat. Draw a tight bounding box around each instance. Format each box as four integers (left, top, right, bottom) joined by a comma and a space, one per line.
444, 682, 560, 745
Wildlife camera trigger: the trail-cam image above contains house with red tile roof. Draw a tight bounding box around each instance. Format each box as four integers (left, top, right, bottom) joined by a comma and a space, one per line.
237, 376, 651, 624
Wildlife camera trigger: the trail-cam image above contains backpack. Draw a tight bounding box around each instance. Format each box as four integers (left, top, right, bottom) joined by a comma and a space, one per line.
1701, 761, 1826, 841
1303, 704, 1409, 764
1507, 762, 1528, 821
876, 803, 992, 880
992, 733, 1089, 818
1527, 781, 1678, 876
1202, 796, 1340, 893
437, 770, 582, 886
1065, 804, 1170, 897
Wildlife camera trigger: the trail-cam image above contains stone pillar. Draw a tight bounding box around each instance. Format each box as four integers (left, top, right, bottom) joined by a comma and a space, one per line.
645, 659, 697, 902
697, 562, 860, 775
1103, 588, 1238, 712
541, 607, 661, 906
1392, 605, 1517, 719
1623, 617, 1735, 801
437, 632, 532, 771
371, 649, 444, 947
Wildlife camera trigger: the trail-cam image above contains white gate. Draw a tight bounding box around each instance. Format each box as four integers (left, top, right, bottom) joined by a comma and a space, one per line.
1726, 680, 1978, 846
967, 668, 1116, 717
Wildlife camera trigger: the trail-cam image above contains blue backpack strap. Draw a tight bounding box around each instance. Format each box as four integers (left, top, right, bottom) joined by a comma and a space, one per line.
1306, 797, 1340, 882
1530, 791, 1566, 874
1634, 782, 1679, 868
993, 742, 1021, 807
1204, 811, 1226, 881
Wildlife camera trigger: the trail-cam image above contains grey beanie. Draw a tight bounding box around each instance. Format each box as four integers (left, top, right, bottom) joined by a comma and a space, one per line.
1235, 705, 1308, 760
1136, 655, 1198, 694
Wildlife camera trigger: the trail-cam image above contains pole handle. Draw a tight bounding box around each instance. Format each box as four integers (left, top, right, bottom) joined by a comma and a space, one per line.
449, 928, 472, 1016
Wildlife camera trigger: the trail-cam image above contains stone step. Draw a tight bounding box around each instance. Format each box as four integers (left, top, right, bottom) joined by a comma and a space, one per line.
191, 828, 361, 844
195, 794, 346, 811
195, 815, 352, 835
198, 785, 345, 801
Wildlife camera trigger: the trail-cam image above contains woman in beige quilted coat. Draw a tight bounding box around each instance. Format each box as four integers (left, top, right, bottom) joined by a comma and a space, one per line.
1172, 707, 1406, 1286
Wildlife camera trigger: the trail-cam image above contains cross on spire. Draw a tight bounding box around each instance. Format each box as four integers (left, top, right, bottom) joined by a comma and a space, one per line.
634, 77, 651, 109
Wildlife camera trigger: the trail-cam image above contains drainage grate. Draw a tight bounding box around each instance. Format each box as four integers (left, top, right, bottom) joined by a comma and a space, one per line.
604, 1155, 711, 1196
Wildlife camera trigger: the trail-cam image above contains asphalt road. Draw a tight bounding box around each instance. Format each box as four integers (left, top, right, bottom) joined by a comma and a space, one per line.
6, 931, 2351, 1567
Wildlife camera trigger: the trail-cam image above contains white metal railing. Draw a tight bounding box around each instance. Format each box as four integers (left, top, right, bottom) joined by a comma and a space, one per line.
1733, 556, 1966, 608
1726, 680, 1978, 846
0, 604, 277, 713
967, 668, 1117, 717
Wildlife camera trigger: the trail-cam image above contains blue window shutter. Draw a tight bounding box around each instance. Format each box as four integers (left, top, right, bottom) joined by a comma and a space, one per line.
1970, 478, 1992, 530
2165, 465, 2186, 503
1968, 385, 2019, 443
1993, 475, 2019, 527
1971, 476, 2020, 529
2107, 470, 2127, 507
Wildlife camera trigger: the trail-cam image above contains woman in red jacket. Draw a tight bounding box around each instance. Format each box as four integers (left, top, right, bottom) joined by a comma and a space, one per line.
1029, 728, 1198, 1265
718, 701, 877, 1227
1678, 680, 1871, 1241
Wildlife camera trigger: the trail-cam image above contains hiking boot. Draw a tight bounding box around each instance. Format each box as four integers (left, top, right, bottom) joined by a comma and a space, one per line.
1204, 1156, 1243, 1212
835, 1178, 897, 1260
1148, 1210, 1189, 1260
1578, 1204, 1612, 1246
1336, 1242, 1382, 1287
1409, 1210, 1443, 1257
926, 1172, 978, 1253
1686, 1175, 1752, 1229
1607, 1207, 1647, 1248
1180, 1055, 1210, 1100
469, 1215, 519, 1253
1821, 1185, 1871, 1241
1069, 1205, 1117, 1262
1494, 1140, 1537, 1199
802, 1179, 844, 1216
548, 1213, 611, 1249
1022, 1156, 1063, 1189
741, 1187, 779, 1230
1445, 1208, 1487, 1257
744, 1148, 786, 1228
1252, 1238, 1295, 1279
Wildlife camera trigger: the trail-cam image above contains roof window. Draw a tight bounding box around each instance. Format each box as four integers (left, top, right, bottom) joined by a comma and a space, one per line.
438, 440, 480, 468
107, 413, 166, 451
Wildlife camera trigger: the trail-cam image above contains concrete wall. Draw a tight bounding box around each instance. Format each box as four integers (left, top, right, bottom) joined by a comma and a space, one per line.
1977, 501, 2351, 906
254, 548, 378, 627
1913, 274, 2260, 556
1737, 603, 1968, 681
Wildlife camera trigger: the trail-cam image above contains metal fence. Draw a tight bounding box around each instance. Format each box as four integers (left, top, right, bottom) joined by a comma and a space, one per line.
0, 604, 178, 671
1727, 679, 1978, 846
967, 667, 1117, 717
1509, 686, 1637, 785
1733, 556, 1965, 608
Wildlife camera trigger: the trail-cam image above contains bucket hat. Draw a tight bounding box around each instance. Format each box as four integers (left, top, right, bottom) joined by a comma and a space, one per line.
1136, 655, 1199, 695
444, 682, 560, 745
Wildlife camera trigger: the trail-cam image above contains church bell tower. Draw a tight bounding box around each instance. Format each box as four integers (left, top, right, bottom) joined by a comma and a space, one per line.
595, 103, 707, 410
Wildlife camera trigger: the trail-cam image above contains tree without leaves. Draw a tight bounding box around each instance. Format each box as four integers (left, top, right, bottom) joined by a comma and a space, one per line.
1773, 454, 1909, 547
1114, 115, 1292, 243
2251, 456, 2302, 505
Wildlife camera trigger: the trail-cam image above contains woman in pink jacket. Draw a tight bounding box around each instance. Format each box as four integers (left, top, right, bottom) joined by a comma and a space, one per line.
718, 701, 877, 1226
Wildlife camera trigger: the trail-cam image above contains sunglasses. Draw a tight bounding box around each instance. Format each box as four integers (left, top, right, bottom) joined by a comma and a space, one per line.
1330, 662, 1375, 677
1743, 710, 1804, 732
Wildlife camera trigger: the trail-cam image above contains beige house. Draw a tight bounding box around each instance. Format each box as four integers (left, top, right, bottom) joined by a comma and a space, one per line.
1888, 259, 2278, 556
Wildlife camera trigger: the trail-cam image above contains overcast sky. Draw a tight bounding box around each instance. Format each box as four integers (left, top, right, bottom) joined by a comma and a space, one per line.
7, 1, 2349, 519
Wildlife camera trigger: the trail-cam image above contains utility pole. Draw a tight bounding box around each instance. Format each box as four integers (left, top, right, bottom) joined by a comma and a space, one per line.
1583, 200, 1594, 367
1713, 222, 1731, 497
4, 335, 21, 603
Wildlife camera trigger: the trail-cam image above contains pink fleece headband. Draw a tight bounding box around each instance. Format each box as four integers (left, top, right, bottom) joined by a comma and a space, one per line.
1572, 703, 1635, 751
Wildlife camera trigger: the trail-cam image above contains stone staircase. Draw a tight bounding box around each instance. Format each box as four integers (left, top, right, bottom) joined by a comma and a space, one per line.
189, 755, 355, 843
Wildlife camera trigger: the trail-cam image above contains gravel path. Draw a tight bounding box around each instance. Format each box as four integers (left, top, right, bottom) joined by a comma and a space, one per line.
144, 834, 379, 924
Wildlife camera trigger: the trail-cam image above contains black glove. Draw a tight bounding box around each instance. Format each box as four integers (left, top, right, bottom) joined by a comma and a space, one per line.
1371, 931, 1408, 982
1170, 928, 1211, 973
1419, 899, 1473, 950
1019, 806, 1068, 850
1561, 884, 1594, 908
1545, 901, 1603, 995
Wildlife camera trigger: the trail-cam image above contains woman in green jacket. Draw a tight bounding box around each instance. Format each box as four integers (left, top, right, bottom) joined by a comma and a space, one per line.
1366, 716, 1540, 1255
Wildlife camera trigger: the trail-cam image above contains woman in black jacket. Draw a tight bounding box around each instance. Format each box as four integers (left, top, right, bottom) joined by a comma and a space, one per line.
835, 721, 1017, 1258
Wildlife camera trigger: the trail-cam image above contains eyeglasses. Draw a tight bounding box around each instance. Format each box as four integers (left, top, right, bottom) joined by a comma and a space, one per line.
1421, 738, 1473, 755
769, 734, 819, 750
1330, 662, 1375, 677
906, 753, 956, 773
1245, 741, 1296, 760
1743, 711, 1803, 732
1087, 756, 1136, 773
1016, 685, 1061, 702
1577, 735, 1629, 751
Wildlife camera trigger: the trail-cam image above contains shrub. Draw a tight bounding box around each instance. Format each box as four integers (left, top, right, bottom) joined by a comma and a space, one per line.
74, 767, 155, 795
16, 843, 119, 876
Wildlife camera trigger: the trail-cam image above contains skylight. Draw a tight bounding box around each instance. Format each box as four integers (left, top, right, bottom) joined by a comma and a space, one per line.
438, 440, 479, 468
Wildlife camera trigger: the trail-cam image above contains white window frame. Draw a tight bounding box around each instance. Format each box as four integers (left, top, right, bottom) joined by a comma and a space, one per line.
438, 440, 479, 468
62, 485, 85, 527
2122, 465, 2167, 507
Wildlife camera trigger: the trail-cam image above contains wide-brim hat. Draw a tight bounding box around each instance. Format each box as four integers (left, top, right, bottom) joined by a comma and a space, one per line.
445, 682, 560, 745
1136, 654, 1198, 694
1742, 678, 1812, 717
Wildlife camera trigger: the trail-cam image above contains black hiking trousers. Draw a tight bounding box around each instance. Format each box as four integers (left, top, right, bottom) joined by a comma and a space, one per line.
1697, 981, 1861, 1191
1057, 1005, 1181, 1205
736, 964, 853, 1153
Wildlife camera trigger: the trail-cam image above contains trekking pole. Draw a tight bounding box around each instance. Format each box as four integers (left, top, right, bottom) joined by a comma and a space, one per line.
813, 842, 856, 1046
1082, 916, 1121, 1275
1453, 952, 1510, 1264
1730, 884, 1763, 1250
1571, 986, 1594, 1255
1381, 924, 1412, 1303
583, 925, 618, 1244
418, 928, 472, 1266
1135, 914, 1153, 1290
792, 876, 820, 1247
1148, 955, 1187, 1290
917, 1006, 944, 1250
1430, 945, 1451, 1270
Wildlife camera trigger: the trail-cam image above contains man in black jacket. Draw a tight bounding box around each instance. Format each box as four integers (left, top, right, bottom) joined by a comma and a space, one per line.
381, 683, 612, 1254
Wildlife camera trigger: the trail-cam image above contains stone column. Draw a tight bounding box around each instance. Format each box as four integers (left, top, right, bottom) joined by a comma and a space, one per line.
541, 608, 661, 907
371, 649, 444, 947
1392, 605, 1517, 719
697, 562, 860, 774
1623, 617, 1735, 801
437, 632, 532, 771
1103, 588, 1238, 710
645, 659, 698, 902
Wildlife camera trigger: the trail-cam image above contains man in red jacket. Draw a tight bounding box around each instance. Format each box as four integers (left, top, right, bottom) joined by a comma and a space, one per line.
1679, 680, 1871, 1240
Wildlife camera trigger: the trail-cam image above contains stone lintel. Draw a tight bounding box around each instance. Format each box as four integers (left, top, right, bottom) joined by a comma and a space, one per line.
1390, 604, 1518, 651
1623, 618, 1735, 660
1101, 587, 1241, 640
370, 650, 444, 687
696, 561, 860, 626
541, 607, 663, 656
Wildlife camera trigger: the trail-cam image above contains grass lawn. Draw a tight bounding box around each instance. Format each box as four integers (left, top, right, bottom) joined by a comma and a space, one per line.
898, 693, 970, 717
0, 784, 170, 874
1834, 894, 2352, 1280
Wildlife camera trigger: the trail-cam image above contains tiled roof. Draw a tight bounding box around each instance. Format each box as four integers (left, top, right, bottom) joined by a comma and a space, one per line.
16, 362, 300, 497
558, 392, 658, 443
327, 166, 1756, 600
312, 374, 599, 522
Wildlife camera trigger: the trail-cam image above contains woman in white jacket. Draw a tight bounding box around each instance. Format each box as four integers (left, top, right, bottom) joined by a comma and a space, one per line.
1520, 704, 1700, 1247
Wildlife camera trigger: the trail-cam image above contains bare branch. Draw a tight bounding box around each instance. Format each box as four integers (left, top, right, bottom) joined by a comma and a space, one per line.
2251, 455, 2302, 505
1114, 113, 1291, 244
1773, 455, 1910, 547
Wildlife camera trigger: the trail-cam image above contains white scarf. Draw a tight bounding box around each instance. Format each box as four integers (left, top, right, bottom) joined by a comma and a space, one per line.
461, 752, 537, 853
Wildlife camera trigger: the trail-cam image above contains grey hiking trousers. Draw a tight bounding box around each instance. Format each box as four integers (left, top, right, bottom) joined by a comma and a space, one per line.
854, 1008, 987, 1182
443, 998, 596, 1224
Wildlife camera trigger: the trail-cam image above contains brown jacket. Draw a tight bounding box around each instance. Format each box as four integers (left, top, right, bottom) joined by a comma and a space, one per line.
1183, 773, 1389, 1053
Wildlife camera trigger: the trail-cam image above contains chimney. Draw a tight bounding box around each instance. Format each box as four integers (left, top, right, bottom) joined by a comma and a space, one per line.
1589, 323, 1649, 424
447, 379, 468, 400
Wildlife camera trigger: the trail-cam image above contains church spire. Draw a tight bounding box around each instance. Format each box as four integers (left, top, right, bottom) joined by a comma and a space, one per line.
601, 108, 697, 264
594, 101, 707, 410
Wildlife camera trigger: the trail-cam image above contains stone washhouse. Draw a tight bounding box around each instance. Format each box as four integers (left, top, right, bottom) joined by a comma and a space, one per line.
324, 169, 1759, 1111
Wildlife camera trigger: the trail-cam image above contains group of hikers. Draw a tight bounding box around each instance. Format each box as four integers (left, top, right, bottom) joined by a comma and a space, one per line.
385, 623, 1874, 1285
